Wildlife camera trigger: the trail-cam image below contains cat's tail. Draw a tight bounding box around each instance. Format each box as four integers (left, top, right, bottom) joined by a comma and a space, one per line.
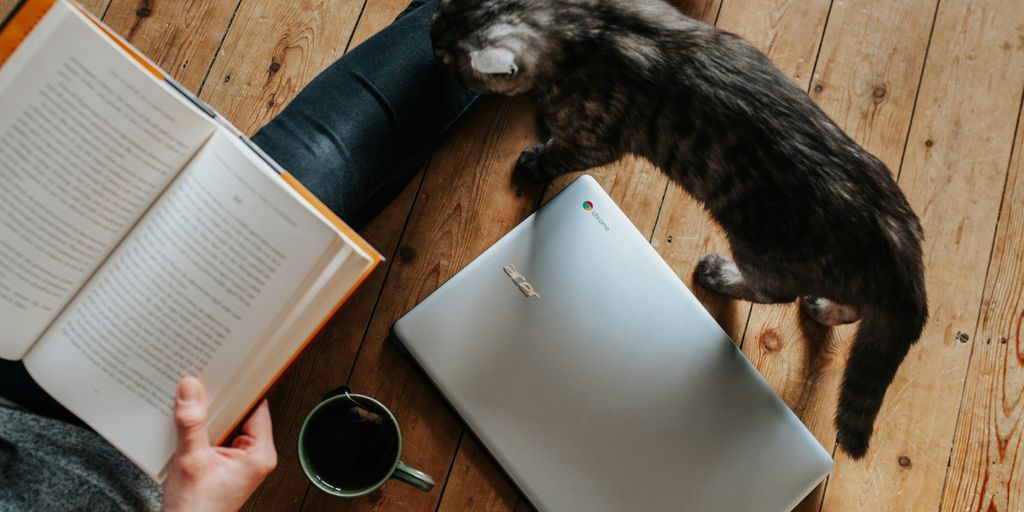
835, 267, 927, 459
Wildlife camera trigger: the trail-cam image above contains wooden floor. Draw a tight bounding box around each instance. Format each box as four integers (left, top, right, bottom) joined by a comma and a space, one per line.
4, 0, 1022, 510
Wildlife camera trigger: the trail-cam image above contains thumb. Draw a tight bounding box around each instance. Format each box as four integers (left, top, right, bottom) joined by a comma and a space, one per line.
174, 376, 210, 454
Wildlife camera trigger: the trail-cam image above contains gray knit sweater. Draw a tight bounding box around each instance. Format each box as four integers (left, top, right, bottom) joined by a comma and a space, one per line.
0, 399, 162, 511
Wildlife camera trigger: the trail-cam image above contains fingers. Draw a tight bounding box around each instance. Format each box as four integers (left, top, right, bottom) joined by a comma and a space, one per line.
174, 376, 210, 454
237, 400, 277, 475
240, 400, 273, 440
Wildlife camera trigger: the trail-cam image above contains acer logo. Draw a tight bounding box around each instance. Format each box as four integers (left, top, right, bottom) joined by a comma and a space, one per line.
503, 265, 540, 299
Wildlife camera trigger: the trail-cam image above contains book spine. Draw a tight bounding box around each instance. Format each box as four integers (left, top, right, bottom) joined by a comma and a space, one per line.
240, 135, 287, 175
164, 76, 217, 118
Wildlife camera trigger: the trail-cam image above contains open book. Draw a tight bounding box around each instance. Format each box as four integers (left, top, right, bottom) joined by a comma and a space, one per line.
0, 0, 382, 479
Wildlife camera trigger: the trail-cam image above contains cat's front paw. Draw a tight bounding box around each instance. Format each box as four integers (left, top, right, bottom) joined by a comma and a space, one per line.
514, 143, 549, 183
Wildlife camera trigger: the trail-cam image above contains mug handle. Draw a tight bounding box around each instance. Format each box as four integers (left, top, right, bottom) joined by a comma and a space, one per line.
392, 461, 435, 492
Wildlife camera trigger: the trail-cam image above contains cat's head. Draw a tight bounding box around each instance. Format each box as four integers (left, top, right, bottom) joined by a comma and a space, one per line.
430, 0, 552, 96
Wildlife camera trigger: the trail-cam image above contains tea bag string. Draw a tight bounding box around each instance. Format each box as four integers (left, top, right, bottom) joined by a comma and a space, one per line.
343, 392, 370, 410
343, 392, 384, 424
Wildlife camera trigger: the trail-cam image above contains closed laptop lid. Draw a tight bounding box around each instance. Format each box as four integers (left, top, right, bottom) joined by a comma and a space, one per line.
393, 175, 832, 511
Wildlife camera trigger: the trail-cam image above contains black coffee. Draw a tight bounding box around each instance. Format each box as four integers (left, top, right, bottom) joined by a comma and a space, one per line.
303, 401, 399, 491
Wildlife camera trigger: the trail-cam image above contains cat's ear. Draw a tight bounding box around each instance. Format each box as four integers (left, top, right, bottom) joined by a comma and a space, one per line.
470, 47, 519, 76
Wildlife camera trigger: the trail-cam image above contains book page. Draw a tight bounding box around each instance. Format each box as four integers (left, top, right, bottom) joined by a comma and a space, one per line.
0, 1, 216, 359
24, 129, 339, 478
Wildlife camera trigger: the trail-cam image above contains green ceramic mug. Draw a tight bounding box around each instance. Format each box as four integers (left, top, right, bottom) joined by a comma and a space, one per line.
297, 387, 435, 497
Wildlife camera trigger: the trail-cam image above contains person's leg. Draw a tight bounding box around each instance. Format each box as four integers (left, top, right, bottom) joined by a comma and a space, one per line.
251, 0, 480, 228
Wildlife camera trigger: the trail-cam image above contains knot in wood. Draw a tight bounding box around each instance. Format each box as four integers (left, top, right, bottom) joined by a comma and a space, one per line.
398, 245, 417, 263
759, 329, 783, 352
136, 7, 152, 17
898, 456, 912, 468
269, 61, 282, 74
872, 84, 888, 103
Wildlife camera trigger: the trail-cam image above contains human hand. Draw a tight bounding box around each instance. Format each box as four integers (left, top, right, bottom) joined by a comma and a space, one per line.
161, 377, 278, 512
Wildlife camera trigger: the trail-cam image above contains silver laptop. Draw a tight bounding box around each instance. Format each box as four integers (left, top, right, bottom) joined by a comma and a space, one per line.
393, 175, 832, 511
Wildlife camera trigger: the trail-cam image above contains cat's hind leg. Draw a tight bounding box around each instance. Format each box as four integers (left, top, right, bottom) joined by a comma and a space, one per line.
695, 253, 796, 304
801, 297, 861, 326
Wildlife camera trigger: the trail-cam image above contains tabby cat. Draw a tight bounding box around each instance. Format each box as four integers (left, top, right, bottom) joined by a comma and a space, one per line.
430, 0, 927, 459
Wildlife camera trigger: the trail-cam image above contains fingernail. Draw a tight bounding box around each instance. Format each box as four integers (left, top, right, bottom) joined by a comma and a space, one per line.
178, 377, 199, 403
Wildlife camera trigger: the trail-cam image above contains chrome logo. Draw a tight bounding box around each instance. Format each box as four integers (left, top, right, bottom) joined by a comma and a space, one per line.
582, 201, 594, 211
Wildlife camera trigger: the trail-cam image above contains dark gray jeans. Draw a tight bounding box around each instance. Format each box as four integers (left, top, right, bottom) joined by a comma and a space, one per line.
253, 0, 480, 228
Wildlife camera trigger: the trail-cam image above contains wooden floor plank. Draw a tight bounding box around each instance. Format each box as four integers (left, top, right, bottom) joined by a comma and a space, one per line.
937, 92, 1024, 512
436, 435, 522, 512
1, 0, 110, 22
676, 0, 722, 23
196, 0, 367, 136
809, 0, 939, 171
736, 3, 940, 511
3, 0, 230, 92
301, 96, 544, 512
76, 0, 108, 15
820, 0, 1024, 508
715, 0, 832, 87
3, 0, 226, 92
0, 0, 18, 19
100, 0, 240, 92
348, 0, 411, 47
